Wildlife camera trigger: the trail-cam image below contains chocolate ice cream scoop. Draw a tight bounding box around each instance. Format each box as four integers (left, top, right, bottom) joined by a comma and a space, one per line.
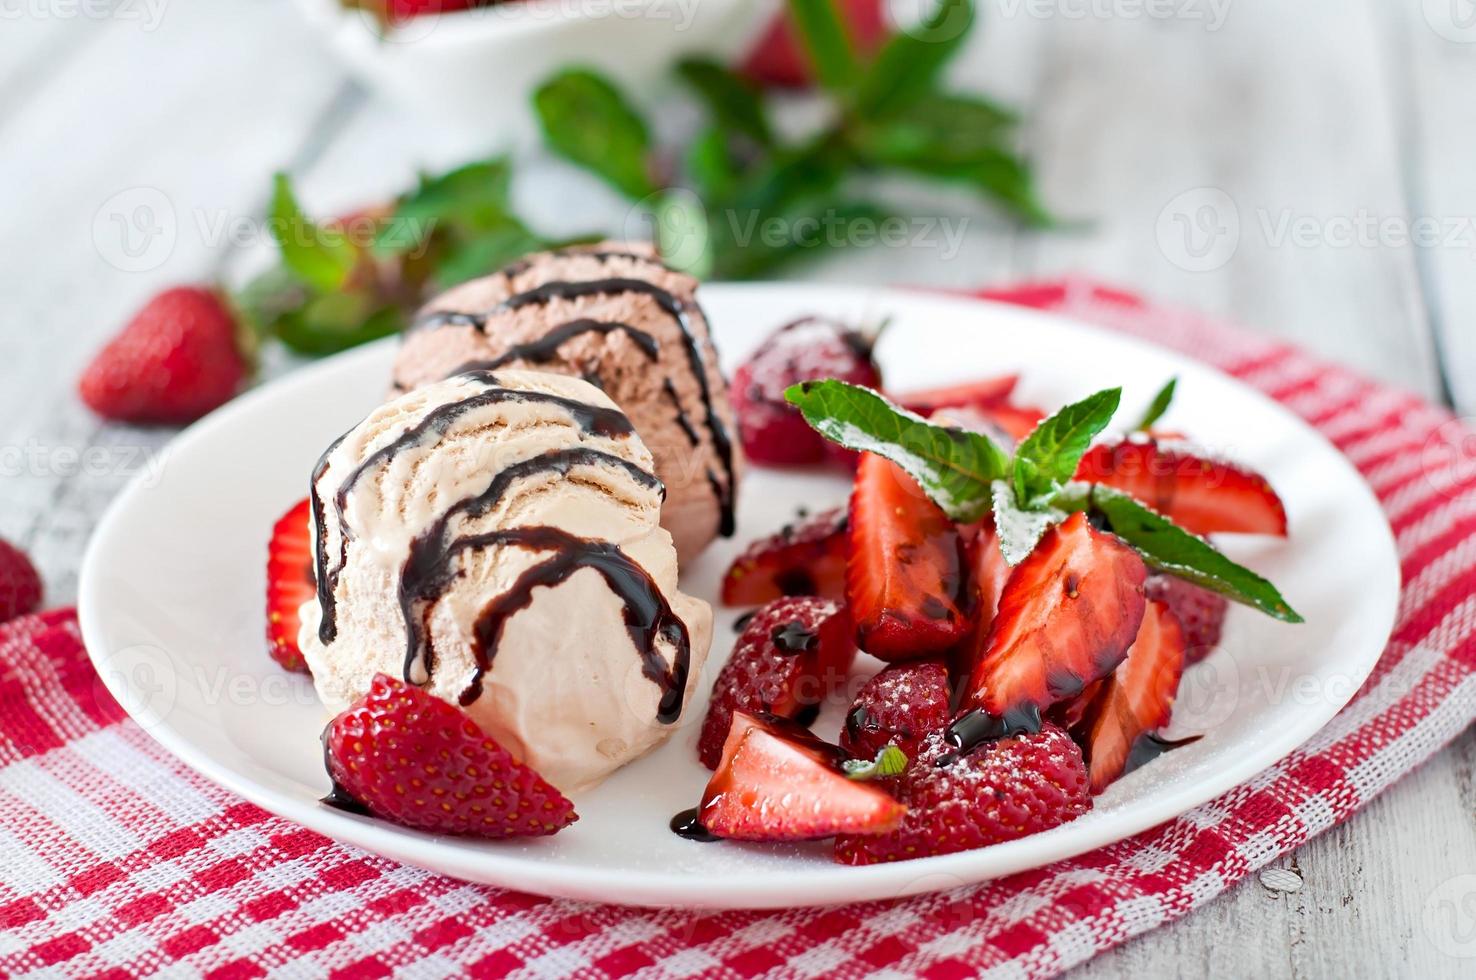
392, 243, 742, 563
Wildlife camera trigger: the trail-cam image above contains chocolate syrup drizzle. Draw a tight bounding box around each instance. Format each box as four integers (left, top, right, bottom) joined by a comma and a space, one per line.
413, 275, 736, 538
451, 526, 692, 721
312, 373, 634, 644
397, 447, 663, 683
440, 317, 660, 379
311, 373, 691, 725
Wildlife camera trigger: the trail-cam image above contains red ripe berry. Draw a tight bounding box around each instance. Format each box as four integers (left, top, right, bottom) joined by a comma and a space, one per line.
963, 513, 1147, 724
847, 453, 970, 661
731, 317, 882, 466
698, 597, 856, 769
78, 287, 247, 425
741, 0, 891, 88
721, 507, 848, 607
266, 499, 314, 674
834, 723, 1091, 864
699, 712, 905, 842
839, 660, 952, 763
0, 539, 42, 624
1076, 436, 1288, 537
1145, 574, 1227, 664
324, 673, 577, 838
1076, 599, 1189, 794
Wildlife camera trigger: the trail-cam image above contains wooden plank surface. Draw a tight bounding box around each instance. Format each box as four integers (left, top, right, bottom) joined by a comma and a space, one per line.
5, 0, 1474, 976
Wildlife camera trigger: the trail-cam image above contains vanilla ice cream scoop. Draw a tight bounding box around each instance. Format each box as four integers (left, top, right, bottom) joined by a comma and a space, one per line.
299, 370, 713, 794
390, 243, 741, 565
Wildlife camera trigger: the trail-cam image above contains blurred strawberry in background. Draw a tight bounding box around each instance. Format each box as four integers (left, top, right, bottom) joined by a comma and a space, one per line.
742, 0, 892, 87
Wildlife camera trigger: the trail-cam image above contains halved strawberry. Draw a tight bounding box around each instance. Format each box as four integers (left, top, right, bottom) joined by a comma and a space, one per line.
847, 453, 969, 661
698, 597, 856, 769
1076, 436, 1288, 536
1076, 599, 1188, 794
1145, 574, 1227, 664
834, 723, 1091, 864
721, 508, 848, 607
976, 402, 1048, 442
840, 660, 952, 763
267, 499, 314, 674
325, 673, 577, 838
896, 375, 1020, 417
699, 712, 905, 841
963, 512, 1148, 724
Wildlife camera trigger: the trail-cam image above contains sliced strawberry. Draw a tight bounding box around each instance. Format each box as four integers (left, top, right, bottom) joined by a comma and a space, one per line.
721, 508, 848, 607
1054, 680, 1104, 731
896, 375, 1020, 417
325, 673, 577, 838
267, 499, 314, 674
1076, 436, 1288, 536
699, 712, 905, 841
963, 512, 1148, 724
840, 660, 952, 763
1077, 600, 1188, 794
698, 597, 856, 769
834, 723, 1091, 864
1145, 574, 1227, 664
847, 453, 969, 661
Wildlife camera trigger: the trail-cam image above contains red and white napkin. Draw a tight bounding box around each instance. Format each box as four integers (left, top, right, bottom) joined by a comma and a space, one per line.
2, 279, 1473, 977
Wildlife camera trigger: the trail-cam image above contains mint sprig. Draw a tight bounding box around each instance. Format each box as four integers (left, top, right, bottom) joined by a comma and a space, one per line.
843, 745, 909, 781
784, 380, 1009, 523
1134, 377, 1177, 431
790, 378, 1302, 624
1061, 483, 1303, 623
533, 70, 657, 200
268, 173, 356, 293
1012, 388, 1121, 507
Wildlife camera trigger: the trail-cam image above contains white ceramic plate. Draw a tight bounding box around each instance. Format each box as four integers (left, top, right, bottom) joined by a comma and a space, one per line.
80, 283, 1399, 910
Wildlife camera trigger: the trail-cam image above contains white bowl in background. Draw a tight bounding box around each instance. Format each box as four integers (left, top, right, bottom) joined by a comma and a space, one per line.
291, 0, 779, 148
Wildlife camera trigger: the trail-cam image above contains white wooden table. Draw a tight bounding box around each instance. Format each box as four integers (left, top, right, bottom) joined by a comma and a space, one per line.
4, 0, 1474, 975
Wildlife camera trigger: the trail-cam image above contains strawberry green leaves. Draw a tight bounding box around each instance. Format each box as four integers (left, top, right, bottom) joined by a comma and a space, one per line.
534, 70, 658, 200
1012, 388, 1120, 508
784, 380, 1009, 522
1063, 484, 1303, 622
842, 745, 909, 781
268, 173, 357, 293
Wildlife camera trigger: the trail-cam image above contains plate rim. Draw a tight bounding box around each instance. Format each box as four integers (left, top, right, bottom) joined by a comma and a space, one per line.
78, 281, 1401, 909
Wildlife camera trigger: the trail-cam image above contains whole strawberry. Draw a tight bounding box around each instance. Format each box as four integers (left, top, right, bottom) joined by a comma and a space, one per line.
834, 723, 1091, 865
0, 539, 42, 624
79, 287, 247, 425
732, 317, 882, 467
325, 673, 577, 838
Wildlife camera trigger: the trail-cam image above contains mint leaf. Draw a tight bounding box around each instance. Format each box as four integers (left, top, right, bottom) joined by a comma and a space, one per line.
851, 93, 1016, 167
880, 145, 1052, 226
1134, 377, 1177, 431
785, 0, 861, 93
856, 0, 975, 116
376, 158, 515, 257
785, 380, 1008, 522
993, 480, 1066, 565
534, 70, 657, 200
268, 173, 356, 292
1013, 388, 1121, 507
676, 58, 773, 146
843, 745, 909, 780
1071, 484, 1303, 623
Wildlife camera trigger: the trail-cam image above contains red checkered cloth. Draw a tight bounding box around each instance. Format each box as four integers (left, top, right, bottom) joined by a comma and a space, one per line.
3, 279, 1474, 978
